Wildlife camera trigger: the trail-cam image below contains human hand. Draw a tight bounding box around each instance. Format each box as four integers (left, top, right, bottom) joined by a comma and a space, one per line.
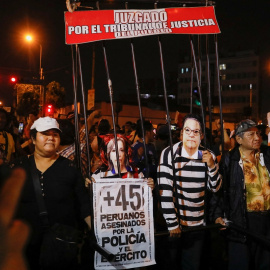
0, 168, 29, 270
144, 178, 154, 190
215, 217, 226, 230
169, 227, 181, 238
85, 177, 95, 187
202, 150, 215, 169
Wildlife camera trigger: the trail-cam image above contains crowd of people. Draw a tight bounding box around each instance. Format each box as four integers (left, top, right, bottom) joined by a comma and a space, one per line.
0, 106, 270, 270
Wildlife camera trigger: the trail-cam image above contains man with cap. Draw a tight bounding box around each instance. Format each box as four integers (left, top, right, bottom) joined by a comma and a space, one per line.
214, 119, 270, 269
10, 117, 91, 270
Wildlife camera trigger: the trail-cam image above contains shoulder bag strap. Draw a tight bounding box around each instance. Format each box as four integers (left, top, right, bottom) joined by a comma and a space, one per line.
29, 155, 50, 229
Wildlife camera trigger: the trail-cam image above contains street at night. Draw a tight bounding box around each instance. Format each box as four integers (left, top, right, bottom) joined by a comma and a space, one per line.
0, 1, 270, 270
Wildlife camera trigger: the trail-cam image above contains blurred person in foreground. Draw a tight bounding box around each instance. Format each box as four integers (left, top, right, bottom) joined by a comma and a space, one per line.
158, 113, 222, 270
214, 119, 270, 269
0, 168, 29, 270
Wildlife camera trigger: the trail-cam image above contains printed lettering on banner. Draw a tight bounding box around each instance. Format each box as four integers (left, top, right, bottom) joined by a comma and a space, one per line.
93, 178, 155, 269
65, 6, 221, 44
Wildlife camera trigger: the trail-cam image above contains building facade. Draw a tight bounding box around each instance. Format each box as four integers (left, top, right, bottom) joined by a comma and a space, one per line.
177, 51, 260, 122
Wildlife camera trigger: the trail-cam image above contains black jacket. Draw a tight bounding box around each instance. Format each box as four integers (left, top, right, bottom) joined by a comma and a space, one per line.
12, 155, 91, 245
211, 145, 270, 242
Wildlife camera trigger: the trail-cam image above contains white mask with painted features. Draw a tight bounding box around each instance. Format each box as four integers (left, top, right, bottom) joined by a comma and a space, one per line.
109, 140, 126, 172
182, 119, 202, 153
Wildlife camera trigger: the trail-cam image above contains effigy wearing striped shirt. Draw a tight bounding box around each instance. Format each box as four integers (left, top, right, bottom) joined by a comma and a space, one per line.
158, 142, 222, 230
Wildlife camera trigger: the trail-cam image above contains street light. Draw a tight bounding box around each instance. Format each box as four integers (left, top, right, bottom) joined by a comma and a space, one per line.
25, 34, 45, 115
25, 34, 43, 80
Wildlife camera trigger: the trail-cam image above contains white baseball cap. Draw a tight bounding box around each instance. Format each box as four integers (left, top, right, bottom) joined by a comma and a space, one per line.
30, 117, 61, 132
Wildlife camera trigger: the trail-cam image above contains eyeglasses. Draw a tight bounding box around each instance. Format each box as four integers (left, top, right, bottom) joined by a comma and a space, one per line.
245, 131, 261, 138
183, 127, 201, 136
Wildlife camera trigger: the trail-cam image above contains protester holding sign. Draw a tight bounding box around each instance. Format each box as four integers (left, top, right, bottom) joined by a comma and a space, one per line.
85, 134, 155, 269
158, 114, 222, 270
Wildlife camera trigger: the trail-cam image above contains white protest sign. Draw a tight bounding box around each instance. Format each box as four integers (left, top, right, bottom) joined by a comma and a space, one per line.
93, 178, 155, 269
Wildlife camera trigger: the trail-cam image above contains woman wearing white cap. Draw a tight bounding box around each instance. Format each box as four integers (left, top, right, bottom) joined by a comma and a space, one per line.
11, 117, 91, 270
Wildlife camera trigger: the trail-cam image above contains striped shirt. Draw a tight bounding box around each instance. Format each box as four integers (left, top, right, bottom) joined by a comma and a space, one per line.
158, 142, 222, 230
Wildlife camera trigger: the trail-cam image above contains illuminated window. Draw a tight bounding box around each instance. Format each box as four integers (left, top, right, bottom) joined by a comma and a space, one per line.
219, 64, 226, 70
181, 68, 184, 74
140, 94, 151, 99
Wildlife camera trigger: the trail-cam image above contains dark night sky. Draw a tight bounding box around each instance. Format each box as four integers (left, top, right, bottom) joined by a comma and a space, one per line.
0, 0, 270, 115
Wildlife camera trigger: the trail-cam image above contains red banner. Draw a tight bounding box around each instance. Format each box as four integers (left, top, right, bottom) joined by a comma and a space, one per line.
65, 7, 220, 45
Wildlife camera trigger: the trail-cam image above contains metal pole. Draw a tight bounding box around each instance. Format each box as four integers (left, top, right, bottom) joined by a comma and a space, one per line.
214, 34, 224, 154
77, 46, 92, 178
206, 35, 212, 148
198, 35, 202, 90
71, 45, 82, 170
39, 44, 45, 117
190, 35, 206, 145
39, 44, 42, 80
154, 1, 180, 223
96, 0, 121, 177
250, 84, 252, 108
91, 44, 95, 90
125, 1, 149, 178
190, 48, 194, 114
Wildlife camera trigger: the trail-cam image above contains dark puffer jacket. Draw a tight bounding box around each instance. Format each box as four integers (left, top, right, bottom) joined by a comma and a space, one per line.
211, 145, 270, 242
